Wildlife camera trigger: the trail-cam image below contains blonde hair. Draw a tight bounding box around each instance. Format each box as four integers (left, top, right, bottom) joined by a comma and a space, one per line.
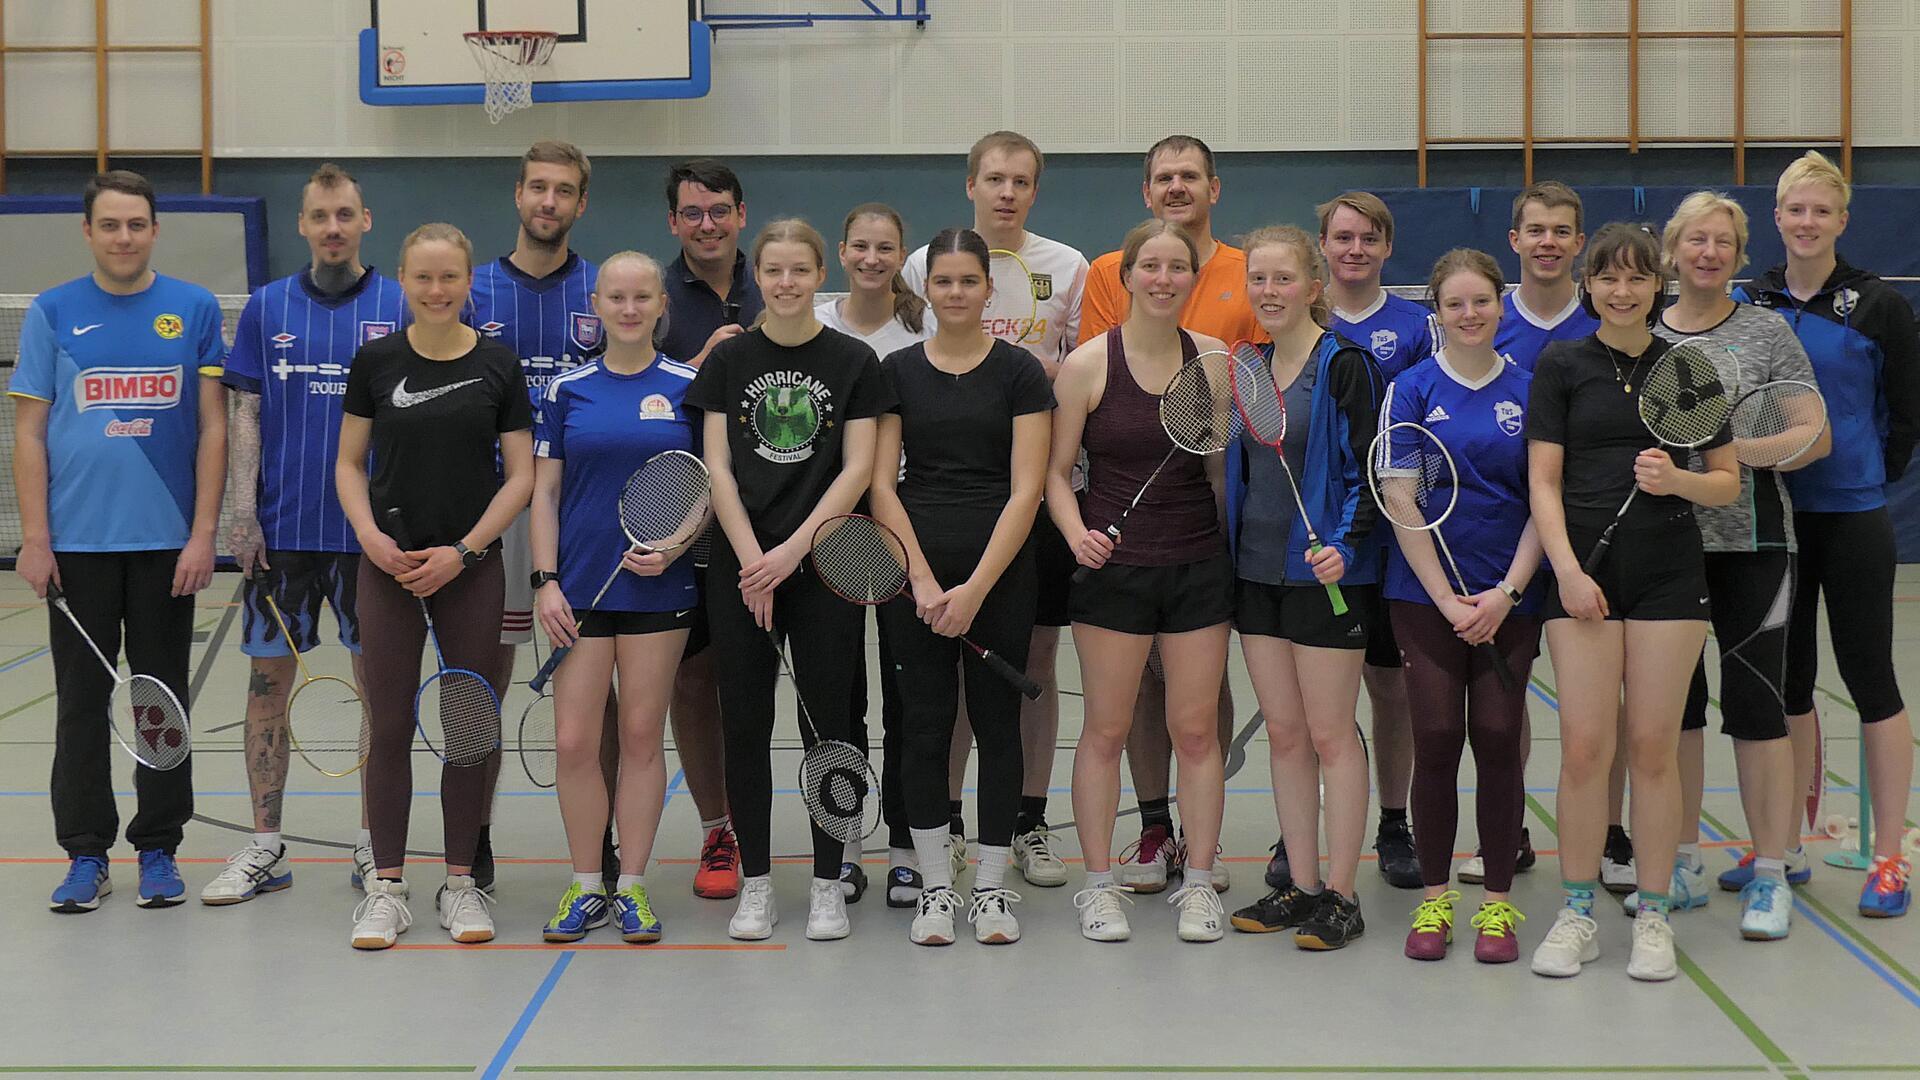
747, 219, 828, 328
595, 250, 669, 348
1242, 224, 1331, 328
967, 131, 1044, 182
398, 222, 473, 273
1427, 248, 1506, 307
1118, 219, 1199, 283
1316, 190, 1395, 245
1775, 150, 1850, 209
1662, 191, 1751, 274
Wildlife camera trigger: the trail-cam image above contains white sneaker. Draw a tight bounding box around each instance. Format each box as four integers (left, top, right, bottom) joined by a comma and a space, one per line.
1167, 881, 1225, 942
1627, 911, 1678, 981
1115, 825, 1177, 893
1457, 852, 1487, 884
968, 887, 1022, 944
351, 842, 376, 892
436, 874, 495, 944
1620, 858, 1711, 915
948, 834, 969, 883
806, 877, 851, 940
1601, 851, 1636, 894
201, 844, 291, 905
1011, 827, 1068, 888
728, 877, 777, 940
351, 878, 412, 950
1529, 907, 1600, 977
1210, 853, 1230, 894
910, 885, 960, 946
1074, 883, 1134, 942
1739, 876, 1793, 941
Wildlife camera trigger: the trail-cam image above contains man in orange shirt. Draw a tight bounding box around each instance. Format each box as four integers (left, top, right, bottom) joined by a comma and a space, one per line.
1078, 135, 1256, 895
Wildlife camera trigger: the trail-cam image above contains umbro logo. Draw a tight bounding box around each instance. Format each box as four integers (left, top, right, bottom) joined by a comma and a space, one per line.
271, 332, 297, 349
478, 321, 506, 337
390, 377, 480, 409
1425, 405, 1452, 423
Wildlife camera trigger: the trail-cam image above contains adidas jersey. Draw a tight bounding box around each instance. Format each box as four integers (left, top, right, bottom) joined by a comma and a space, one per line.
8, 273, 226, 552
465, 252, 601, 404
1334, 291, 1435, 383
1495, 291, 1599, 373
900, 231, 1086, 370
535, 356, 701, 614
1377, 351, 1542, 614
224, 269, 409, 552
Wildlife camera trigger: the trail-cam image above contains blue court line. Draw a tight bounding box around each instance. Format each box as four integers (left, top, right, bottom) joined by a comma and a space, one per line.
659, 766, 687, 811
481, 951, 572, 1080
1695, 817, 1920, 1011
0, 647, 49, 674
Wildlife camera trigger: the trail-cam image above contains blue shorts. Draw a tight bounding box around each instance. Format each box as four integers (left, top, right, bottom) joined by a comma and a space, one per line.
241, 552, 362, 659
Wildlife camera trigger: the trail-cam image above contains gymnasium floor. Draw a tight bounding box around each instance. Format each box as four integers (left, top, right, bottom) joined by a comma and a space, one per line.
0, 570, 1915, 1080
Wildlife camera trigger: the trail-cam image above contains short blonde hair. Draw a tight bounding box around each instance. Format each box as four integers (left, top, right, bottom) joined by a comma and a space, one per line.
1663, 191, 1751, 273
1775, 150, 1850, 209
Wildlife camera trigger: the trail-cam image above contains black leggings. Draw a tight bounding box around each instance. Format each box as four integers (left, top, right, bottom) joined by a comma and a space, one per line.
1785, 508, 1904, 722
877, 539, 1036, 847
1391, 600, 1540, 893
1684, 551, 1792, 740
707, 547, 867, 879
358, 554, 504, 872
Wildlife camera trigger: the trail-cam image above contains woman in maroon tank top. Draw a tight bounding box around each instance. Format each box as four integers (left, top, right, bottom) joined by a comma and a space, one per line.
1046, 220, 1234, 944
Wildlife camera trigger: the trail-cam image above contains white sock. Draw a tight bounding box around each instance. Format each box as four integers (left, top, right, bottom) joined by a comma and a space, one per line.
1678, 843, 1703, 870
743, 872, 772, 890
1753, 857, 1787, 883
911, 827, 953, 891
1185, 865, 1214, 890
889, 846, 915, 871
1297, 880, 1324, 895
1085, 869, 1115, 890
573, 872, 604, 893
1787, 843, 1805, 857
616, 874, 643, 892
974, 844, 1010, 891
843, 839, 862, 864
357, 828, 372, 848
702, 815, 730, 833
254, 831, 281, 853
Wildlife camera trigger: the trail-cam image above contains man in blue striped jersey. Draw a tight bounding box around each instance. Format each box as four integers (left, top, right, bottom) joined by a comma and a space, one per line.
202, 163, 405, 905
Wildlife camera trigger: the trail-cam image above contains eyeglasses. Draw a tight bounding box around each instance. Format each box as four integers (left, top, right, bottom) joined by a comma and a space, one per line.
677, 204, 736, 226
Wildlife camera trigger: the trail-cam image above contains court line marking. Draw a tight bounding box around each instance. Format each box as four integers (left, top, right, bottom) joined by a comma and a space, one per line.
482, 952, 572, 1080
508, 1066, 1779, 1075
0, 646, 49, 673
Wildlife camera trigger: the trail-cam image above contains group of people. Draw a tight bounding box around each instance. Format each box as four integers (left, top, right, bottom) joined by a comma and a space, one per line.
14, 132, 1914, 982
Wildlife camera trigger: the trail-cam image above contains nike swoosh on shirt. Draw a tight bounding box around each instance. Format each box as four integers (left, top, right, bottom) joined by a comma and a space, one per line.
72, 324, 103, 335
390, 377, 482, 409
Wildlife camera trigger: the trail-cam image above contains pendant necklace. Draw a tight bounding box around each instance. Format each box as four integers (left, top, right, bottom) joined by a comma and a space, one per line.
1603, 342, 1643, 395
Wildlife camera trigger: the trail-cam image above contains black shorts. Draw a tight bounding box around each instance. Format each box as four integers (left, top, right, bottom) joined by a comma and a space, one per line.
576, 608, 699, 638
1684, 551, 1792, 739
1785, 508, 1903, 722
1358, 585, 1402, 668
1547, 508, 1710, 622
1070, 550, 1233, 636
1235, 578, 1375, 650
1032, 513, 1076, 629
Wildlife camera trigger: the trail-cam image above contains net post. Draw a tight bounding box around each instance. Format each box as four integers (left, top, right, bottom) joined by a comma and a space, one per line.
1825, 736, 1874, 870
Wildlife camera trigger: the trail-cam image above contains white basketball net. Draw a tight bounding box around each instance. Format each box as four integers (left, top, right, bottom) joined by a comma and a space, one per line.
463, 31, 558, 123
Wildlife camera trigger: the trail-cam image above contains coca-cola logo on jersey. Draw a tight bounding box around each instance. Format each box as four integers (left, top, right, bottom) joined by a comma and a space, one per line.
104, 418, 155, 437
74, 366, 184, 412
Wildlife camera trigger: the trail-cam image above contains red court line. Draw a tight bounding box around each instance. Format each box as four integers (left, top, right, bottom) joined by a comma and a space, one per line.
390, 942, 785, 951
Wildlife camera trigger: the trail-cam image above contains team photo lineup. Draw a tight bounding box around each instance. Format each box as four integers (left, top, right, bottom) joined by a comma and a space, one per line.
18, 128, 1920, 983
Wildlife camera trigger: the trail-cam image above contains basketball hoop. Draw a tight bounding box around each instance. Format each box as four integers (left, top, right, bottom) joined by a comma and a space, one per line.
463, 30, 558, 123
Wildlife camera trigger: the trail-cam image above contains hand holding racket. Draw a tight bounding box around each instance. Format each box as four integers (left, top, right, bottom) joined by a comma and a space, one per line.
46, 582, 191, 771
1368, 423, 1517, 692
264, 590, 370, 777
1072, 348, 1233, 585
384, 509, 502, 768
811, 513, 1042, 700
1231, 341, 1348, 616
1581, 339, 1733, 574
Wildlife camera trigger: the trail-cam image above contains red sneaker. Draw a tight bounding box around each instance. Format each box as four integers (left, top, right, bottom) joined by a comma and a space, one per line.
1403, 891, 1457, 960
1471, 899, 1526, 963
694, 824, 741, 899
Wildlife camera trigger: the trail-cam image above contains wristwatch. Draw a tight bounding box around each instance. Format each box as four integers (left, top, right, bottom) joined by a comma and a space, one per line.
530, 570, 561, 590
1496, 580, 1524, 606
453, 541, 489, 568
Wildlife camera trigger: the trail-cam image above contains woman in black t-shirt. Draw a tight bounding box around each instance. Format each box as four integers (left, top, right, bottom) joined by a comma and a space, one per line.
684, 219, 895, 943
335, 223, 534, 950
870, 228, 1052, 946
1523, 224, 1737, 983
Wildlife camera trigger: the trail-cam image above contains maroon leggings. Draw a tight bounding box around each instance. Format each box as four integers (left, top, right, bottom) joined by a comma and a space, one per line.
358, 555, 504, 872
1390, 600, 1540, 893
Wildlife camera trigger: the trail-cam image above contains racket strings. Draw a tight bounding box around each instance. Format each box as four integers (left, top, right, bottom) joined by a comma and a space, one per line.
287, 676, 370, 772
423, 670, 500, 767
799, 740, 881, 843
621, 452, 711, 547
1730, 382, 1826, 469
1230, 346, 1286, 445
518, 694, 557, 788
1371, 425, 1457, 533
812, 518, 908, 603
1641, 347, 1733, 447
1161, 353, 1233, 454
124, 676, 191, 770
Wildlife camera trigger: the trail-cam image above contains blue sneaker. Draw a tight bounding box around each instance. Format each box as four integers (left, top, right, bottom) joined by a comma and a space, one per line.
137, 850, 185, 908
542, 882, 610, 942
1738, 876, 1793, 940
50, 855, 112, 913
1859, 856, 1911, 919
1717, 849, 1813, 891
612, 884, 664, 943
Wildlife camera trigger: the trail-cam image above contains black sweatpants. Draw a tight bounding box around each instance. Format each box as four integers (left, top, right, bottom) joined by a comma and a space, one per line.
50, 550, 195, 857
707, 548, 868, 879
847, 618, 910, 851
877, 539, 1035, 848
1785, 508, 1904, 723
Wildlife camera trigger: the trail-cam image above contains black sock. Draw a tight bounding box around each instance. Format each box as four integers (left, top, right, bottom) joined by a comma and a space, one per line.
1016, 795, 1049, 836
1139, 797, 1173, 832
475, 824, 492, 851
1379, 807, 1407, 831
949, 800, 964, 836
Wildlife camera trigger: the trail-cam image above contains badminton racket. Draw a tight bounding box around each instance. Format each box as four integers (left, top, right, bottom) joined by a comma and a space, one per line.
264, 591, 369, 777
771, 626, 880, 844
384, 509, 501, 768
1230, 340, 1349, 616
1728, 379, 1826, 471
988, 246, 1043, 350
517, 631, 557, 788
46, 582, 191, 771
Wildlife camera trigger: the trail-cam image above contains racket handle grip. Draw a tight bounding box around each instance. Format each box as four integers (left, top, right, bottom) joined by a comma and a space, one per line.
1482, 643, 1518, 692
1581, 527, 1616, 576
528, 645, 568, 694
1307, 542, 1350, 616
1070, 526, 1122, 586
1070, 564, 1094, 586
976, 645, 1043, 701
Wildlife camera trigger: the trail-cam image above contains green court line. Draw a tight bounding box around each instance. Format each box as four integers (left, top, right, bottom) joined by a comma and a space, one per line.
0, 1069, 474, 1075
0, 690, 54, 723
0, 645, 44, 668
1804, 1067, 1920, 1073
513, 1067, 1774, 1076
1823, 767, 1920, 830
0, 604, 43, 622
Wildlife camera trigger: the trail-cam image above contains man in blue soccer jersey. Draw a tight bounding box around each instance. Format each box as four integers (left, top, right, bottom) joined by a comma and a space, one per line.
1317, 191, 1432, 891
10, 171, 228, 912
1497, 182, 1597, 372
201, 163, 405, 905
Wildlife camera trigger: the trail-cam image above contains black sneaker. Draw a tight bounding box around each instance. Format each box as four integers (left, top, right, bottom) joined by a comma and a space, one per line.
472, 825, 496, 895
839, 861, 868, 904
1294, 890, 1365, 950
601, 828, 620, 895
886, 865, 924, 908
1515, 827, 1537, 874
1230, 884, 1322, 933
1375, 819, 1421, 889
1602, 825, 1637, 895
1265, 838, 1292, 890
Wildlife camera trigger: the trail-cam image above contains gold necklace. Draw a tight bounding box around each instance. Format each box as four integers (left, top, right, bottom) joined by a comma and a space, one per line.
1602, 342, 1644, 395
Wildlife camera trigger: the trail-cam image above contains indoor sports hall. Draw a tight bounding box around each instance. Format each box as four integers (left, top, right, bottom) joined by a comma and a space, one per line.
2, 1, 1919, 1077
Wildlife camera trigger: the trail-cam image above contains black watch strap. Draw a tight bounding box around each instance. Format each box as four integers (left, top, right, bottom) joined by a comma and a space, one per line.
530, 570, 560, 590
454, 541, 488, 567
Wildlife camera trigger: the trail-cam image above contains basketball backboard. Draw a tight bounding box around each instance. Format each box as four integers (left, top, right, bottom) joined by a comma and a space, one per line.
359, 0, 711, 106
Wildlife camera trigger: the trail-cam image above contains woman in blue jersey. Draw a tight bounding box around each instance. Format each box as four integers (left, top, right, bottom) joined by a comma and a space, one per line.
1742, 152, 1916, 918
1222, 226, 1382, 952
1385, 250, 1543, 964
1525, 224, 1739, 983
530, 251, 700, 944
